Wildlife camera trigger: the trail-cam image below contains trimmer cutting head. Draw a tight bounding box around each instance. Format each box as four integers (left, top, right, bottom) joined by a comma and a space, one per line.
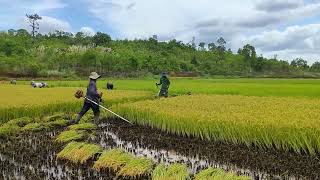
75, 90, 84, 99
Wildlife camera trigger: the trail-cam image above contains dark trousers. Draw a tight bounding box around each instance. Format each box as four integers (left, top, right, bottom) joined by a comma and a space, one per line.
79, 102, 100, 116
159, 88, 168, 97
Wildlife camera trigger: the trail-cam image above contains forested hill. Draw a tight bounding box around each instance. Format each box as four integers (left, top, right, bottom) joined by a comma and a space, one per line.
1, 29, 319, 78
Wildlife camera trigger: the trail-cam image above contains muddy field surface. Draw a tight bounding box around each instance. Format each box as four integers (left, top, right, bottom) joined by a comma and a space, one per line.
92, 118, 320, 179
0, 130, 114, 180
1, 118, 320, 179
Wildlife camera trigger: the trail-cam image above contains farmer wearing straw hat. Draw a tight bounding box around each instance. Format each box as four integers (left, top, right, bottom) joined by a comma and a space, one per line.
156, 72, 170, 97
70, 72, 103, 124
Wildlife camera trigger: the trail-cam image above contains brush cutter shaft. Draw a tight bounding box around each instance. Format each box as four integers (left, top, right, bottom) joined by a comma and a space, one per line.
84, 97, 132, 124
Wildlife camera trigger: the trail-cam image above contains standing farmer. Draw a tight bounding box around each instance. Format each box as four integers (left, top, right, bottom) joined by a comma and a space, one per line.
156, 72, 170, 97
70, 72, 103, 124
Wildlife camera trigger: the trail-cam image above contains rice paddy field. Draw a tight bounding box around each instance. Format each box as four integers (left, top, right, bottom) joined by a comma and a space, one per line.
1, 78, 320, 179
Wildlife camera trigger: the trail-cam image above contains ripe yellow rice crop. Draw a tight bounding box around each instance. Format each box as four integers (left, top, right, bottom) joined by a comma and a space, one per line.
117, 157, 154, 178
93, 149, 133, 172
114, 95, 320, 154
195, 167, 250, 180
152, 163, 190, 180
0, 85, 151, 108
57, 142, 102, 164
0, 85, 151, 124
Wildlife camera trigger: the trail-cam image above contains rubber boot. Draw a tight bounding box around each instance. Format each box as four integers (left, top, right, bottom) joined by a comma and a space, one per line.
69, 114, 82, 125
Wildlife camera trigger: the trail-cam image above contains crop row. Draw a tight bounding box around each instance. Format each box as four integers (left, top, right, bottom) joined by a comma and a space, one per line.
113, 95, 320, 154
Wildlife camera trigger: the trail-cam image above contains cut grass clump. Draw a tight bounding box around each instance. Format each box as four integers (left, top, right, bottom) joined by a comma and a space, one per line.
195, 167, 250, 180
44, 118, 68, 128
56, 130, 86, 143
22, 123, 45, 132
79, 112, 94, 123
6, 117, 33, 127
43, 113, 65, 122
57, 141, 102, 164
0, 124, 20, 137
117, 157, 154, 178
152, 163, 190, 180
69, 123, 96, 131
94, 149, 154, 178
93, 149, 133, 172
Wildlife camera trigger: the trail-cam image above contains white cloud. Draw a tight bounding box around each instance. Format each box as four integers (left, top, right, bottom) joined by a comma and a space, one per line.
245, 24, 320, 63
85, 0, 320, 62
80, 26, 95, 36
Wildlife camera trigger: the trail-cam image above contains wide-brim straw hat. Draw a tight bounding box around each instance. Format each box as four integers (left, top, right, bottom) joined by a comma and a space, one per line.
89, 72, 101, 80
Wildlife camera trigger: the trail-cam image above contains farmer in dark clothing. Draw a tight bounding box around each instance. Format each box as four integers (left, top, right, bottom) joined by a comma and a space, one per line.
70, 72, 103, 124
156, 72, 170, 97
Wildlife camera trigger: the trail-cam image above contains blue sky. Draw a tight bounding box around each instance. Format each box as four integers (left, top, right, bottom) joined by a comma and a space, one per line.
0, 0, 320, 63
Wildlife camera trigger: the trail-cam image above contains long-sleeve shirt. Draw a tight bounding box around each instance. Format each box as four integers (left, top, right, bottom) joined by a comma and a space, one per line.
157, 76, 170, 89
85, 80, 100, 103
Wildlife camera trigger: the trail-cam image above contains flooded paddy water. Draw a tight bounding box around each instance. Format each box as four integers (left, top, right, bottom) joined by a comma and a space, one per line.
1, 118, 320, 179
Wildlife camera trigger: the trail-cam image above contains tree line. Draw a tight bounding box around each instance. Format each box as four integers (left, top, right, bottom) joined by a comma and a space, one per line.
0, 15, 319, 78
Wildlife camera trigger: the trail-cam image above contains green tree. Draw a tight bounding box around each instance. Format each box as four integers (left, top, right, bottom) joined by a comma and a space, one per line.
216, 37, 226, 61
198, 42, 206, 51
26, 13, 42, 37
311, 62, 320, 72
93, 32, 111, 47
191, 55, 198, 65
208, 42, 216, 51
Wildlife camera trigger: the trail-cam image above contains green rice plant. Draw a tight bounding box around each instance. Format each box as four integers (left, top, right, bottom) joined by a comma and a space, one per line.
68, 123, 96, 131
117, 157, 154, 178
152, 163, 190, 180
55, 130, 86, 143
114, 95, 320, 154
195, 167, 250, 180
21, 78, 320, 98
57, 142, 102, 164
93, 149, 133, 172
